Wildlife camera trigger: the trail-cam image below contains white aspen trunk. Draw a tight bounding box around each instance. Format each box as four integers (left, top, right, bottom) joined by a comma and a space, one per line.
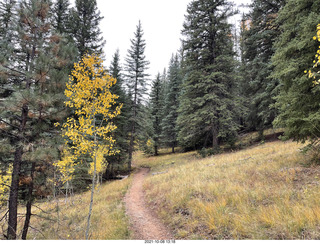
85, 116, 97, 240
54, 171, 60, 233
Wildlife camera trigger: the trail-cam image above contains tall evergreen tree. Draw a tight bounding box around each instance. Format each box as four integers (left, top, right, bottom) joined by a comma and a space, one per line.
150, 73, 164, 156
0, 0, 16, 203
240, 0, 285, 137
52, 0, 71, 35
69, 0, 105, 58
161, 54, 182, 153
178, 0, 240, 150
106, 49, 129, 178
125, 21, 150, 170
272, 0, 320, 143
0, 0, 77, 239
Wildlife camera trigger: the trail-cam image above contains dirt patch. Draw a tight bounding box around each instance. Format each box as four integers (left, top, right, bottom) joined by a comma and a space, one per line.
124, 168, 174, 240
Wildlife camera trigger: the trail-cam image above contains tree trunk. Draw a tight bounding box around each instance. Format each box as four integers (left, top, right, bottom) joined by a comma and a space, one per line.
172, 145, 175, 154
21, 161, 36, 240
154, 145, 158, 156
212, 126, 218, 148
128, 74, 138, 172
258, 129, 264, 141
6, 146, 23, 240
128, 130, 134, 172
7, 103, 29, 240
85, 117, 97, 240
85, 166, 96, 240
110, 161, 114, 178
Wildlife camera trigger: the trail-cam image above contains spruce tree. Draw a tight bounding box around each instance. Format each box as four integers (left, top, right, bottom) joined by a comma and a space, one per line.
125, 21, 150, 170
177, 0, 240, 150
106, 49, 129, 178
150, 73, 164, 156
0, 0, 77, 239
272, 0, 320, 143
161, 54, 182, 153
69, 0, 105, 58
240, 0, 285, 137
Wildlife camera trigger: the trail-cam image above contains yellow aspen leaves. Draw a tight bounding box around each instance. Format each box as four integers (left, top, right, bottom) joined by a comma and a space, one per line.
54, 149, 76, 184
88, 146, 107, 175
55, 54, 122, 182
306, 24, 320, 85
0, 165, 12, 202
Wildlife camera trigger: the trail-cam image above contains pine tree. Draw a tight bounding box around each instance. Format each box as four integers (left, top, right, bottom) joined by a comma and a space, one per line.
0, 0, 77, 239
240, 0, 285, 137
125, 21, 150, 170
52, 0, 71, 34
150, 73, 164, 156
106, 49, 130, 178
177, 0, 240, 150
272, 0, 320, 143
0, 0, 16, 207
69, 0, 105, 58
161, 54, 182, 153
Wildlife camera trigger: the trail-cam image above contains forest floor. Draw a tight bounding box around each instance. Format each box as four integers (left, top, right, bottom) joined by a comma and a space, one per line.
124, 167, 174, 240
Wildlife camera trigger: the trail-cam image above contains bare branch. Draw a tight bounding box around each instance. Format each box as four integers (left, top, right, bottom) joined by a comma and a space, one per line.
0, 63, 26, 76
28, 225, 46, 239
0, 210, 9, 222
31, 204, 53, 215
0, 118, 21, 130
31, 213, 55, 222
0, 128, 19, 139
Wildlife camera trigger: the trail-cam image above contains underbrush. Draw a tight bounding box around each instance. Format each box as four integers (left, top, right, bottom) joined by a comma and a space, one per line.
142, 140, 320, 240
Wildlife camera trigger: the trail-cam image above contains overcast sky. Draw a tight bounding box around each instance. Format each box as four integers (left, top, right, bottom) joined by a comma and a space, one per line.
96, 0, 252, 78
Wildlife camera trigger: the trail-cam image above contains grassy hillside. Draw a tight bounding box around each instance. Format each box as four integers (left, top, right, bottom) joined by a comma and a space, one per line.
1, 177, 132, 240
3, 135, 320, 240
136, 140, 320, 239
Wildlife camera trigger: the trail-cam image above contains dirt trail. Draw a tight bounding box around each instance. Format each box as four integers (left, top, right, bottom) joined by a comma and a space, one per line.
124, 168, 174, 240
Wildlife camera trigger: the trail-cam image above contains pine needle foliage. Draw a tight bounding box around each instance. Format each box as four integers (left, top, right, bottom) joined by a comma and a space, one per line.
178, 0, 240, 150
272, 0, 320, 143
125, 21, 150, 169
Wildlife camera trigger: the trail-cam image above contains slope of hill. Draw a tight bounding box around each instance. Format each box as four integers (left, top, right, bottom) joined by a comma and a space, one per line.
136, 140, 320, 239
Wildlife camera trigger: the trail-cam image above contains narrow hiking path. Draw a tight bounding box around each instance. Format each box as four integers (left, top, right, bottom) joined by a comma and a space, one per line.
124, 168, 174, 240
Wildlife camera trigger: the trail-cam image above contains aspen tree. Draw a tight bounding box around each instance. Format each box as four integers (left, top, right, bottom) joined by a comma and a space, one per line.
56, 54, 121, 239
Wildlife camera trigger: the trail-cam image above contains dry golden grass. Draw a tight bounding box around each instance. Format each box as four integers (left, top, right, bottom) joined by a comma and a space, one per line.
133, 149, 196, 172
5, 177, 132, 240
142, 140, 320, 240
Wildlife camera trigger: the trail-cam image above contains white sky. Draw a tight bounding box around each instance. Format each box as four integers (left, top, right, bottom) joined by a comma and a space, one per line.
96, 0, 252, 79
